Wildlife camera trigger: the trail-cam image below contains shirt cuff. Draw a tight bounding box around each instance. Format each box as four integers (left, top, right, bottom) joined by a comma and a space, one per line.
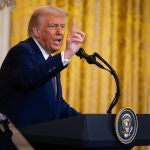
61, 51, 71, 66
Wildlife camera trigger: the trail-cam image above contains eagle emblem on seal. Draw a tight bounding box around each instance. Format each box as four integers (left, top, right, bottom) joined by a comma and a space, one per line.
121, 113, 133, 138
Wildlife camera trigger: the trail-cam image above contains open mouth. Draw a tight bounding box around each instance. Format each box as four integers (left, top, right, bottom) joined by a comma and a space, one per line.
54, 39, 62, 45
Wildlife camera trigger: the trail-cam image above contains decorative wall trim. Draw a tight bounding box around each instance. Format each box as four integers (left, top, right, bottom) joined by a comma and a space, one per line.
0, 0, 15, 10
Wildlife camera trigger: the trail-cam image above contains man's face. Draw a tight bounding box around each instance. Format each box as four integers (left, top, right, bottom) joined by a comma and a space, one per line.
34, 14, 66, 54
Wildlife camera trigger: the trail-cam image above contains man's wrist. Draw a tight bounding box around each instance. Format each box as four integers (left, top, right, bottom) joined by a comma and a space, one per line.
61, 51, 71, 66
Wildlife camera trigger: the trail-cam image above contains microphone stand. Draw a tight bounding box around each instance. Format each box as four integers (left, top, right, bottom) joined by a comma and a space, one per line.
81, 53, 121, 114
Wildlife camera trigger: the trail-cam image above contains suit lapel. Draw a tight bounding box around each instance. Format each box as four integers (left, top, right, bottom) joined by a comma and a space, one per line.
26, 38, 45, 62
26, 38, 62, 100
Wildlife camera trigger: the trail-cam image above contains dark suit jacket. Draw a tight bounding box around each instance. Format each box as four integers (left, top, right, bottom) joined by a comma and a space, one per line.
0, 38, 79, 127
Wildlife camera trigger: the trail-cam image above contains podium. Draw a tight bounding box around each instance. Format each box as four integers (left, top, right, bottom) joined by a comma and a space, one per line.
19, 114, 150, 150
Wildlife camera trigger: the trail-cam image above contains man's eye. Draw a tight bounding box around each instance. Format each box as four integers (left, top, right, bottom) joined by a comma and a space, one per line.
49, 25, 57, 28
60, 24, 65, 28
49, 24, 65, 30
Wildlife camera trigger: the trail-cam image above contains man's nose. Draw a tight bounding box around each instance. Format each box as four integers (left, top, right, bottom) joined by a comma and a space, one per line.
55, 26, 60, 33
56, 26, 64, 34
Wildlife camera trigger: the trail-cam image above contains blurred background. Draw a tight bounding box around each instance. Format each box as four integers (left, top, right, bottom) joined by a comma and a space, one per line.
0, 0, 150, 150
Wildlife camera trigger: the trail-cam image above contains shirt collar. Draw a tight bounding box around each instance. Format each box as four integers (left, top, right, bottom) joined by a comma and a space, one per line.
33, 38, 49, 60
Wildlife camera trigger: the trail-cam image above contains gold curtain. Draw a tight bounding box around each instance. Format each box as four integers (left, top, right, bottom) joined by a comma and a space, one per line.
10, 0, 150, 149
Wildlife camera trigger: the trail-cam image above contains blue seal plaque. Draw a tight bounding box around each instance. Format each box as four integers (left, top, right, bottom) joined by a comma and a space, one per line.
115, 107, 138, 144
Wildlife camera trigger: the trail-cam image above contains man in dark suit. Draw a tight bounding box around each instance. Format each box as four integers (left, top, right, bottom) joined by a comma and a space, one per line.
0, 5, 85, 127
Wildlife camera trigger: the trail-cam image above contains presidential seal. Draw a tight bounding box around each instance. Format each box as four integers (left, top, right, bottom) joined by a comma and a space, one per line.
115, 108, 138, 144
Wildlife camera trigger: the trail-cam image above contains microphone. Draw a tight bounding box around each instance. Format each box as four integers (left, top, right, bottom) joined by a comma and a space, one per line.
75, 48, 96, 64
76, 47, 121, 114
76, 48, 105, 69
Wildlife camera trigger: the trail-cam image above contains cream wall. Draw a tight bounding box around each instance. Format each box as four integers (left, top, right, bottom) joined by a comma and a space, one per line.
0, 7, 11, 66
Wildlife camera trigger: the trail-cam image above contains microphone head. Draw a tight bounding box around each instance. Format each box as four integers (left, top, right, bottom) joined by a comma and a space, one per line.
75, 48, 86, 58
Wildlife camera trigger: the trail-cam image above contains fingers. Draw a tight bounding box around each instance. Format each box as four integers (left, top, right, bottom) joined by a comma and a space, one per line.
70, 33, 85, 42
69, 20, 85, 42
65, 20, 85, 59
70, 20, 77, 33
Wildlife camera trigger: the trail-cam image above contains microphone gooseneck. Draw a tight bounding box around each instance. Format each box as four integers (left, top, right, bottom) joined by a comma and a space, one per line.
76, 47, 121, 114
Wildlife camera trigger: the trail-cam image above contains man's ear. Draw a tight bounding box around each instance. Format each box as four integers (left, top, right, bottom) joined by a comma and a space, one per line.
32, 26, 40, 38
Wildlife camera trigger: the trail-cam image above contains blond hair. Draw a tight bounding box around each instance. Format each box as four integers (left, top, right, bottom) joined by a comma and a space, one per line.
27, 5, 68, 37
